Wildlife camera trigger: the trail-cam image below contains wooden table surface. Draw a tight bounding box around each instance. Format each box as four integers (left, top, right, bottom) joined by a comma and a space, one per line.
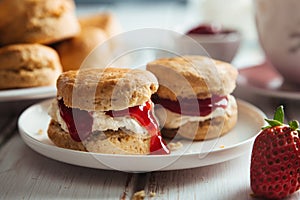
1, 3, 300, 200
1, 86, 300, 200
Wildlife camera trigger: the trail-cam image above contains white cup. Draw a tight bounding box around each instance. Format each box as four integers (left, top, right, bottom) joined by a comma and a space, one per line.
254, 0, 300, 84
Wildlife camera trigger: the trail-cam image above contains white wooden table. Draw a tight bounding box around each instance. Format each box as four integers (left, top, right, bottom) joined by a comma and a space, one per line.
1, 2, 300, 200
0, 87, 300, 200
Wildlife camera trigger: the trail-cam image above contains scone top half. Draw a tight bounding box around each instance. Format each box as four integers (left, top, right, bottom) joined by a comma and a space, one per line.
147, 56, 237, 100
146, 56, 238, 140
48, 68, 169, 155
57, 68, 158, 111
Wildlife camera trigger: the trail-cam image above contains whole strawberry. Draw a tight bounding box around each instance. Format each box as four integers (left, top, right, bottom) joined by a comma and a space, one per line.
250, 106, 300, 199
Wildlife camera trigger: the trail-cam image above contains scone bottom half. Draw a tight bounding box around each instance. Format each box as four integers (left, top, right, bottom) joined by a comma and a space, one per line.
48, 67, 170, 155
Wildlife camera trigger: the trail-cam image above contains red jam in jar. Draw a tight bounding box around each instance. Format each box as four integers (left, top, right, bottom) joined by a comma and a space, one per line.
186, 24, 235, 35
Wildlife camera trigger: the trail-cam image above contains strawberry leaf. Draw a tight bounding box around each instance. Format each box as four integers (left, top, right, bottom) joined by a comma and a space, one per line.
265, 119, 283, 127
288, 120, 299, 130
273, 105, 284, 123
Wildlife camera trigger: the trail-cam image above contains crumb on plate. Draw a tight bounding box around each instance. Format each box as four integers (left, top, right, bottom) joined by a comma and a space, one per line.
131, 190, 145, 200
149, 191, 156, 197
37, 129, 43, 135
168, 141, 183, 151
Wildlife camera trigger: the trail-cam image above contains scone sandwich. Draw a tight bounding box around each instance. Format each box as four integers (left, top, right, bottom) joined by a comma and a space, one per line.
146, 56, 238, 140
47, 68, 169, 155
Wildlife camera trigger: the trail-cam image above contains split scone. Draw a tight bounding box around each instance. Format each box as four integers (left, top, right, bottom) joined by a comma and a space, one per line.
47, 68, 169, 155
0, 44, 62, 89
146, 56, 238, 141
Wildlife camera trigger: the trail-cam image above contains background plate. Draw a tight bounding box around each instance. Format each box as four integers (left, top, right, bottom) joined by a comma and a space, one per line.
0, 86, 56, 102
238, 61, 300, 99
18, 99, 265, 172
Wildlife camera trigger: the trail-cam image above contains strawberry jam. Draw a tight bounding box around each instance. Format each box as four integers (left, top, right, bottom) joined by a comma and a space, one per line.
186, 24, 235, 35
152, 94, 228, 116
106, 101, 170, 155
58, 99, 169, 155
58, 99, 93, 142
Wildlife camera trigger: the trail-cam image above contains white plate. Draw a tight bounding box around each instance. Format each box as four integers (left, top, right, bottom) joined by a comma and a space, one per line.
238, 61, 300, 99
0, 86, 56, 102
18, 99, 265, 172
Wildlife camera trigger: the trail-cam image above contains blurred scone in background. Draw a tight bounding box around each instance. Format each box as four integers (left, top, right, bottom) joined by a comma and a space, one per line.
0, 0, 123, 90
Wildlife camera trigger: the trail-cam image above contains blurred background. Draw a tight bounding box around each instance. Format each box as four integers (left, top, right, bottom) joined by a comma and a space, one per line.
74, 0, 264, 68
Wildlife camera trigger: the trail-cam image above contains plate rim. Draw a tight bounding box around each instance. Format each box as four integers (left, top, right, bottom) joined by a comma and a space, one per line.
0, 86, 56, 102
18, 98, 266, 171
237, 64, 300, 100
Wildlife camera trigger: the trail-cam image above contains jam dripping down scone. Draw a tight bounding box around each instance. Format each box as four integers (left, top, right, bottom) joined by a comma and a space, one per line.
47, 68, 169, 155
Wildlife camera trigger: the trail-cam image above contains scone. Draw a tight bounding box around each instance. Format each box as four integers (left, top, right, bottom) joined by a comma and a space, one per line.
78, 12, 122, 62
78, 12, 122, 38
146, 56, 238, 141
47, 68, 169, 155
54, 26, 108, 71
0, 44, 62, 90
0, 0, 80, 45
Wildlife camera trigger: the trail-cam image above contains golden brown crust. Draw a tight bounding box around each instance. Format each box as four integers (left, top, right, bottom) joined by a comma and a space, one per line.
146, 56, 238, 100
54, 27, 107, 71
0, 44, 62, 89
57, 68, 158, 111
47, 120, 87, 151
161, 101, 238, 140
78, 12, 122, 62
47, 120, 151, 154
0, 0, 80, 45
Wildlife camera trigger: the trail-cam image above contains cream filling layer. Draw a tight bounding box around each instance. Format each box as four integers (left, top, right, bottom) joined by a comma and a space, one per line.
155, 95, 236, 129
48, 100, 148, 135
